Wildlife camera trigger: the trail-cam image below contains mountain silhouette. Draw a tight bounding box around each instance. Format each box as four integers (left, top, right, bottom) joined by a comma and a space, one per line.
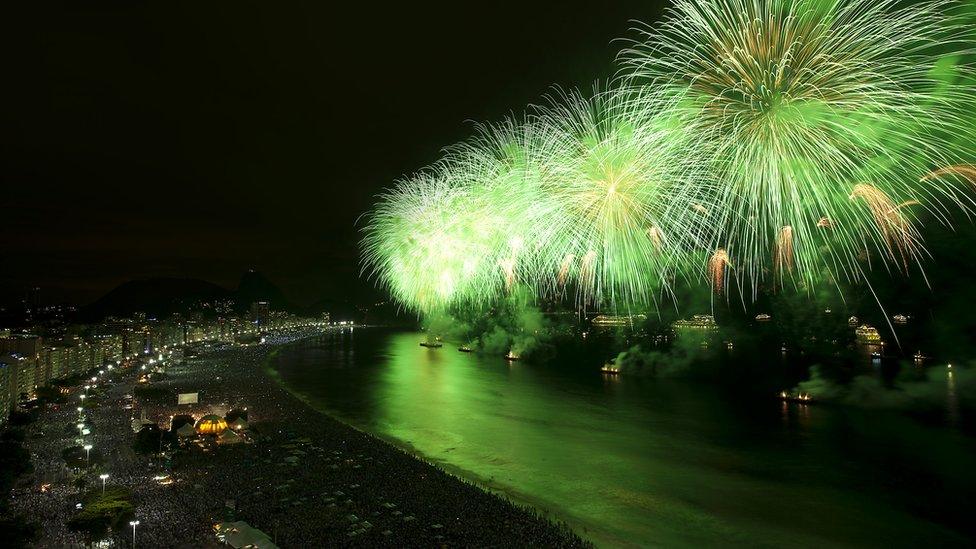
78, 278, 232, 320
79, 271, 297, 320
236, 269, 290, 309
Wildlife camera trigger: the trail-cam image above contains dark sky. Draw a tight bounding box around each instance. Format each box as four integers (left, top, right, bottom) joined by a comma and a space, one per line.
0, 0, 669, 306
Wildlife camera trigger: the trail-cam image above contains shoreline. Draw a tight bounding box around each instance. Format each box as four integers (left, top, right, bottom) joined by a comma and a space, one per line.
176, 330, 591, 547
11, 328, 590, 547
262, 345, 620, 547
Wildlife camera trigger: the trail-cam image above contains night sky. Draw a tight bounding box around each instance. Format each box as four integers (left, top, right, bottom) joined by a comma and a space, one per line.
0, 0, 669, 306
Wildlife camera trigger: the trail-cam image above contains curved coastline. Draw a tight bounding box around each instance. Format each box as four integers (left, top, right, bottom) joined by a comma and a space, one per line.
262, 347, 616, 547
261, 343, 601, 546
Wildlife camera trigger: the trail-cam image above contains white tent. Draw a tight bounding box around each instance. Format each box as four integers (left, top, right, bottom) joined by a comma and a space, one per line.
176, 423, 196, 438
217, 429, 243, 445
215, 521, 278, 548
130, 410, 154, 433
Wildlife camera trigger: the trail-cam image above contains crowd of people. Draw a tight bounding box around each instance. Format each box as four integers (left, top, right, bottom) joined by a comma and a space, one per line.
10, 327, 588, 547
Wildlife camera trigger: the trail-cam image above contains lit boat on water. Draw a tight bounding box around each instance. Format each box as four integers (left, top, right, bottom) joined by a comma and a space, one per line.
458, 346, 473, 353
591, 314, 647, 327
778, 390, 815, 404
503, 351, 520, 361
601, 362, 620, 374
419, 341, 443, 348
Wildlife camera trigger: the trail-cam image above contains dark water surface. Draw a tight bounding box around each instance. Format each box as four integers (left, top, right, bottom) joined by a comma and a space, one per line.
271, 328, 974, 547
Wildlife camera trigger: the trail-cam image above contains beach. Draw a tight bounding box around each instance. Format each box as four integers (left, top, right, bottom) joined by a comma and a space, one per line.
11, 327, 588, 547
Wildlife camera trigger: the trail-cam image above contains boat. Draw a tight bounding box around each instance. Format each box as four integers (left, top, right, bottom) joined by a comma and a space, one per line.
600, 362, 620, 375
672, 314, 719, 330
458, 346, 473, 353
419, 341, 443, 348
503, 351, 520, 361
777, 390, 815, 404
591, 314, 647, 327
855, 324, 883, 344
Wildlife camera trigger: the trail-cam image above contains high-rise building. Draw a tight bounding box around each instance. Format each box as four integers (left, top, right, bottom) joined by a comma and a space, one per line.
250, 301, 270, 327
0, 356, 13, 424
0, 353, 33, 403
0, 334, 43, 357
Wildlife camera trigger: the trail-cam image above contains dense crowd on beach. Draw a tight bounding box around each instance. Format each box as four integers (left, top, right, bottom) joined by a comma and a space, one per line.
9, 327, 588, 547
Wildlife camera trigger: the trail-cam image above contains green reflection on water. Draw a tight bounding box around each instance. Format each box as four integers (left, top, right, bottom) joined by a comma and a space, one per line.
274, 329, 972, 547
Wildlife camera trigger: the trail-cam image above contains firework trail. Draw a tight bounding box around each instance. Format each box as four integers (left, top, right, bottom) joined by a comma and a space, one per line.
774, 226, 794, 276
709, 248, 732, 294
647, 226, 665, 252
849, 183, 921, 267
922, 165, 976, 186
557, 254, 575, 287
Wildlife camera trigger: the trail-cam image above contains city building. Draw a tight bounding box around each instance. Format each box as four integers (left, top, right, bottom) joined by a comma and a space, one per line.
0, 312, 325, 423
0, 358, 11, 427
250, 301, 270, 327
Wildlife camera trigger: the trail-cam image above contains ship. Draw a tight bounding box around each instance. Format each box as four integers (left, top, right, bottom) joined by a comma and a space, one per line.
778, 390, 815, 404
591, 314, 647, 327
855, 324, 882, 344
503, 351, 520, 361
458, 346, 473, 353
672, 314, 719, 330
600, 362, 621, 375
419, 341, 443, 348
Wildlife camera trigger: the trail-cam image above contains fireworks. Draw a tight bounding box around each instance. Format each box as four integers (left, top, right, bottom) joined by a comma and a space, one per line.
709, 248, 732, 294
360, 174, 480, 312
922, 165, 976, 186
622, 0, 975, 290
848, 184, 921, 266
361, 117, 561, 313
532, 87, 710, 306
362, 0, 976, 315
774, 226, 794, 276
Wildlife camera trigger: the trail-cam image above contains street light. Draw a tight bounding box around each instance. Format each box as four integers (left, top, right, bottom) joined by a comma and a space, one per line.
129, 520, 140, 547
99, 473, 109, 494
83, 444, 93, 466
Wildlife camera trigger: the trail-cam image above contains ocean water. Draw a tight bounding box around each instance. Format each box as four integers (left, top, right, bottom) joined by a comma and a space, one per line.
271, 328, 975, 547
